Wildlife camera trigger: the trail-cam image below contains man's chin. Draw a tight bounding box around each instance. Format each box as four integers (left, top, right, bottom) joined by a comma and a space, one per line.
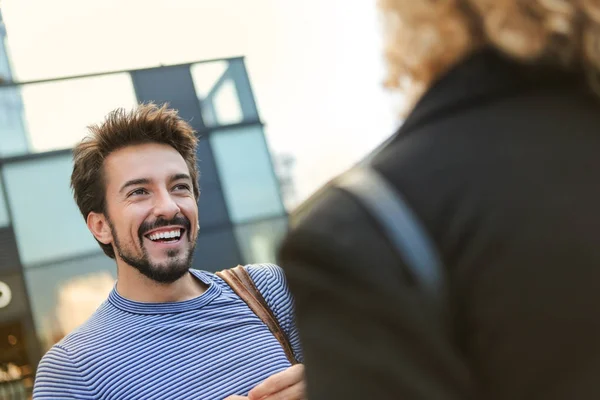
132, 256, 193, 284
144, 264, 191, 284
120, 245, 195, 284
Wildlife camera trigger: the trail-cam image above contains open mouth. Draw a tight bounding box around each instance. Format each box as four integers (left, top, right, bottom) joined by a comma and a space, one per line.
145, 228, 185, 244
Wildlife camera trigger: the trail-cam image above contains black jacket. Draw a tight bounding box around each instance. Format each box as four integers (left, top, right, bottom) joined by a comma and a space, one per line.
278, 50, 600, 399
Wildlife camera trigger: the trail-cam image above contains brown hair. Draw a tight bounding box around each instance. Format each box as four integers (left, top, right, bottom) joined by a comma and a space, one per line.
71, 103, 200, 258
379, 0, 600, 112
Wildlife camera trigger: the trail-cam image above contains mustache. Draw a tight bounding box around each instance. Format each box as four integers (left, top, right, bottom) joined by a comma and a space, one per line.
138, 215, 192, 238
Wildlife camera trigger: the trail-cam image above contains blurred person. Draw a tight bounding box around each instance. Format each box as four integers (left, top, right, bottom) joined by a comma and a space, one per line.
33, 104, 306, 400
278, 0, 600, 399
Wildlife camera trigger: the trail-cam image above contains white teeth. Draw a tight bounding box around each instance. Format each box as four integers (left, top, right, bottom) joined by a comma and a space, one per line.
148, 229, 182, 241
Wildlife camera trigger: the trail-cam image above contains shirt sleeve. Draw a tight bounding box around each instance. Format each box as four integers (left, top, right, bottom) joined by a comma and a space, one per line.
33, 345, 90, 400
245, 263, 304, 363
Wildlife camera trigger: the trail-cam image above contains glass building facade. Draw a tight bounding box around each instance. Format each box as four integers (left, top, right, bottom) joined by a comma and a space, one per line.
0, 38, 287, 397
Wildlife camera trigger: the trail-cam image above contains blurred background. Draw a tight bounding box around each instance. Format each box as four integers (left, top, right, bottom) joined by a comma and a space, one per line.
0, 0, 401, 397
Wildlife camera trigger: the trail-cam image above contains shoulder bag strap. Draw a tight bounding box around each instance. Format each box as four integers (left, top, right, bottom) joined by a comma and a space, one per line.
216, 265, 298, 365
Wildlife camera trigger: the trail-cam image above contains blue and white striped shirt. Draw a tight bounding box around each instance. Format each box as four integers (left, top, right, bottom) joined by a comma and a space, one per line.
33, 264, 303, 400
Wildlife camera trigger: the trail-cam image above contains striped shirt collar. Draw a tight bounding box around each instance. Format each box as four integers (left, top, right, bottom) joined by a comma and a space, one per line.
108, 269, 222, 314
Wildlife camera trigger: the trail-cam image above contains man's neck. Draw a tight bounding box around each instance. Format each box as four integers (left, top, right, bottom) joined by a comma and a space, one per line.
115, 265, 208, 303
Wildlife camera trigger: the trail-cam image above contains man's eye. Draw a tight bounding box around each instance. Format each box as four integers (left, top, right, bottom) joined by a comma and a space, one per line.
130, 188, 148, 196
173, 184, 190, 191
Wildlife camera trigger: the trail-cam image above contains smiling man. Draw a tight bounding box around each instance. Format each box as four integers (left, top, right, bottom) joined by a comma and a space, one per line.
32, 104, 305, 400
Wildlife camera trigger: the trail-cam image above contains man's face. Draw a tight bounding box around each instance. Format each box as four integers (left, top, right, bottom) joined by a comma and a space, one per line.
98, 142, 199, 283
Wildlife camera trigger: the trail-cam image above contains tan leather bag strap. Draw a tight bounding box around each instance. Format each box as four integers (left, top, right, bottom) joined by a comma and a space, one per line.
216, 265, 298, 365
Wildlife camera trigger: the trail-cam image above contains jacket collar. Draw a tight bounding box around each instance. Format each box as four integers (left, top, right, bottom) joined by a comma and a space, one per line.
397, 48, 586, 136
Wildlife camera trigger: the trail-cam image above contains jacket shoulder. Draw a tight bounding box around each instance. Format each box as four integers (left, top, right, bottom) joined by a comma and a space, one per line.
280, 184, 411, 289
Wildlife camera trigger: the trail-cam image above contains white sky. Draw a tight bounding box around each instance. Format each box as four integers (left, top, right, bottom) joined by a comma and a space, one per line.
2, 0, 402, 206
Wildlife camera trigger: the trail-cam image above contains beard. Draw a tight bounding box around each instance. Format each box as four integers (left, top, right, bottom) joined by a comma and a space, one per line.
108, 214, 196, 284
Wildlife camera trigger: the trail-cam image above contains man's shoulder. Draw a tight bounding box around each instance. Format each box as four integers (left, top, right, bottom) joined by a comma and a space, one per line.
204, 264, 292, 313
36, 303, 109, 385
199, 264, 287, 295
244, 263, 285, 285
34, 300, 123, 399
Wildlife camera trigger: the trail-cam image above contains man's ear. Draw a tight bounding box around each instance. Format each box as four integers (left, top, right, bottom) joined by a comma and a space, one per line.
87, 211, 113, 245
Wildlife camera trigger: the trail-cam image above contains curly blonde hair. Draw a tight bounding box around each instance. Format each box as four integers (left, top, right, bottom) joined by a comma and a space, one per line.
379, 0, 600, 108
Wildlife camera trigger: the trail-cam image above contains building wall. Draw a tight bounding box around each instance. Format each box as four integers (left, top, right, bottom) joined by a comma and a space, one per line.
0, 9, 29, 158
0, 58, 287, 397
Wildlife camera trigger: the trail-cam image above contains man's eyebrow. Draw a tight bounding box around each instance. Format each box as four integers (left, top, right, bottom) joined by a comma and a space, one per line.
169, 173, 191, 182
119, 175, 190, 194
119, 178, 151, 194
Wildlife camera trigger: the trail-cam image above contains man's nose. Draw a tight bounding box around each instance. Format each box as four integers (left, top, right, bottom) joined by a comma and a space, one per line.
153, 190, 181, 219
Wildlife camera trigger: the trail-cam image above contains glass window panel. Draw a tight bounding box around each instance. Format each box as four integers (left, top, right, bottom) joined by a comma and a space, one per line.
192, 227, 241, 273
0, 40, 11, 80
190, 61, 229, 98
209, 125, 285, 223
212, 79, 243, 125
18, 73, 137, 154
227, 59, 259, 121
0, 13, 13, 81
0, 86, 29, 157
234, 217, 288, 265
24, 253, 115, 353
191, 61, 243, 127
0, 14, 29, 157
0, 173, 9, 227
3, 154, 99, 266
197, 182, 230, 229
